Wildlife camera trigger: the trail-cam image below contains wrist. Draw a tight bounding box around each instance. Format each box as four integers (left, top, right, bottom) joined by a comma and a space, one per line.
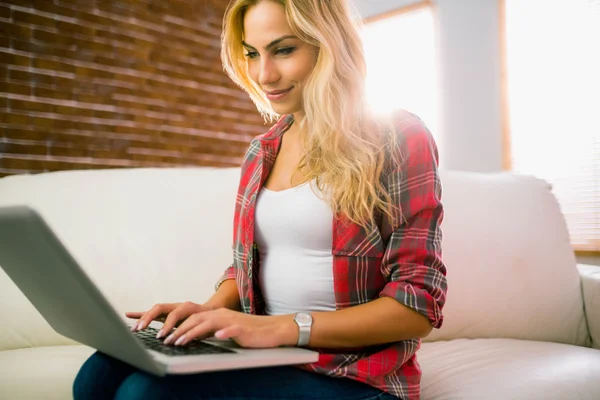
202, 301, 222, 310
275, 315, 299, 347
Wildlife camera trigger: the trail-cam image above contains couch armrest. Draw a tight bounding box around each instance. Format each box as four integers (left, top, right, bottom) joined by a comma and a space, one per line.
578, 263, 600, 349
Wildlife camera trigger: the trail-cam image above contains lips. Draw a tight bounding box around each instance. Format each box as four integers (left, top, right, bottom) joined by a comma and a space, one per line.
265, 87, 292, 95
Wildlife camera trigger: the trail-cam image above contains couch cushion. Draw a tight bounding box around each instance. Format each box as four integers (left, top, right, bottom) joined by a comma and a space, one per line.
419, 339, 600, 400
428, 170, 590, 346
0, 345, 95, 400
2, 340, 599, 400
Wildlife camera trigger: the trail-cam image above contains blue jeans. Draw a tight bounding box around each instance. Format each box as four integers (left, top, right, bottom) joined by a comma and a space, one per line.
73, 351, 399, 400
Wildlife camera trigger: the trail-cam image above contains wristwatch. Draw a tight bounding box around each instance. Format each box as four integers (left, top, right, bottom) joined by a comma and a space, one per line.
293, 312, 313, 347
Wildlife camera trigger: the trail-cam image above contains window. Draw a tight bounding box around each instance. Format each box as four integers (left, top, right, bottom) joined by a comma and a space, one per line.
361, 3, 439, 142
504, 0, 600, 251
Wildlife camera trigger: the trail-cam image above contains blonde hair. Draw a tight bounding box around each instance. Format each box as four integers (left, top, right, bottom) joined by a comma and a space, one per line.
221, 0, 400, 228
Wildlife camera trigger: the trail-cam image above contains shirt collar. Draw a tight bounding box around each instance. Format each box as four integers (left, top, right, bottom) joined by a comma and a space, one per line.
257, 114, 295, 157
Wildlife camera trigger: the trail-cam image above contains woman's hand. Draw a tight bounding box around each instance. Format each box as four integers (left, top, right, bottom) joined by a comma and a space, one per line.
125, 301, 214, 335
160, 308, 298, 349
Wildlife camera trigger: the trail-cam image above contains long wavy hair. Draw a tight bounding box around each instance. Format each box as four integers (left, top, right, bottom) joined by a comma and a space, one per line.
221, 0, 401, 228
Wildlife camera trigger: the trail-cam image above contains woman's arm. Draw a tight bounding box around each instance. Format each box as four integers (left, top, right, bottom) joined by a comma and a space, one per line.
205, 279, 241, 311
275, 297, 432, 348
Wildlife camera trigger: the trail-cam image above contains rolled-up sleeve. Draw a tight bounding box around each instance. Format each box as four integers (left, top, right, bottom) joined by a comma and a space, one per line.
378, 112, 448, 329
214, 265, 236, 291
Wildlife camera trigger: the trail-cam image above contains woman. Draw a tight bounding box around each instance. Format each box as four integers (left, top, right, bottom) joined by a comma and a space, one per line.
73, 0, 447, 399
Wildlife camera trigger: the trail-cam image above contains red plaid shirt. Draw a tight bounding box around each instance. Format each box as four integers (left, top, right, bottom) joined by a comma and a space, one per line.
216, 110, 447, 400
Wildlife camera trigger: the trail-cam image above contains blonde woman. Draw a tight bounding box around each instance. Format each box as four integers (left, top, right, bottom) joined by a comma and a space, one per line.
73, 1, 447, 399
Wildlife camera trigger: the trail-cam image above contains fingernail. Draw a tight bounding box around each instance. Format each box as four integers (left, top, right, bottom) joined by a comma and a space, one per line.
136, 321, 144, 331
156, 330, 164, 339
175, 335, 186, 346
130, 323, 138, 332
164, 334, 175, 345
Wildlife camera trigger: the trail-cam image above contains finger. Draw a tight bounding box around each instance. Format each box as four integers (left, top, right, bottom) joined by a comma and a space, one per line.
125, 311, 145, 319
159, 302, 200, 339
125, 311, 147, 331
214, 325, 242, 340
136, 303, 173, 331
169, 319, 217, 346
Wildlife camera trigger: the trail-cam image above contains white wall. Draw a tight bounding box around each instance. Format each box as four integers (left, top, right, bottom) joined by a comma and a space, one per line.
354, 0, 504, 173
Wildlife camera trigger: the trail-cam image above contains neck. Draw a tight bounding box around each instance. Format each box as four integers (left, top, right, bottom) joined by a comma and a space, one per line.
285, 113, 306, 141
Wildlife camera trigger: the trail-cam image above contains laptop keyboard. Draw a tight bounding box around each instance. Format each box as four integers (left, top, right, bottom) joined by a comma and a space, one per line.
133, 326, 236, 356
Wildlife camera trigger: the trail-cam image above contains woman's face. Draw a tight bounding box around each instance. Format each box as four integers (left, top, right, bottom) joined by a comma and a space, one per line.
243, 1, 317, 118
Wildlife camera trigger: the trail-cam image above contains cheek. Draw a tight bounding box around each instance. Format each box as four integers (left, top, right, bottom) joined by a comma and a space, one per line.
247, 62, 259, 83
288, 56, 315, 83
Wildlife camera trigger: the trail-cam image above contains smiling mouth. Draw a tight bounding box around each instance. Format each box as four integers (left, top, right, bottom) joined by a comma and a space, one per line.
265, 87, 293, 101
265, 87, 293, 95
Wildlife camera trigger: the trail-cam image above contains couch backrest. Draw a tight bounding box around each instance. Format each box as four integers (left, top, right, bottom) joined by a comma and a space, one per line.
0, 167, 590, 351
0, 168, 239, 350
426, 170, 589, 346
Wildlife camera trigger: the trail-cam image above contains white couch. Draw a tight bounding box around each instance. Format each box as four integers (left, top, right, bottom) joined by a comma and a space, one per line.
0, 167, 599, 400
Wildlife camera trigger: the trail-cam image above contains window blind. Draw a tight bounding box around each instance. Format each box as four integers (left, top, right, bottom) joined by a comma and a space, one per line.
505, 0, 600, 251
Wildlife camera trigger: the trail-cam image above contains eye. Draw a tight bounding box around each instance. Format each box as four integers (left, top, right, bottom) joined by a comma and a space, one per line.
244, 51, 259, 60
275, 47, 296, 56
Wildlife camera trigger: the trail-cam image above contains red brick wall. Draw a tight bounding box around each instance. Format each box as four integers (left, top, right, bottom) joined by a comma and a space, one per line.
0, 0, 266, 177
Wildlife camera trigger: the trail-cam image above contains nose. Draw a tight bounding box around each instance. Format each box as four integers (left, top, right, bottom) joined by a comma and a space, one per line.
258, 57, 281, 87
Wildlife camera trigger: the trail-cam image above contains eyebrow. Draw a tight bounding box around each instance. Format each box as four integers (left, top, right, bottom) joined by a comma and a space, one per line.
242, 35, 297, 51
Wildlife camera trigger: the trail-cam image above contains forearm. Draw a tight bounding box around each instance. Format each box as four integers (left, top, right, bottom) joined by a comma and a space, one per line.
205, 279, 241, 311
278, 297, 433, 348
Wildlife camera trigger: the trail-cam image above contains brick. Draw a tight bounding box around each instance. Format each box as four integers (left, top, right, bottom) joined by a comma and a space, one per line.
33, 29, 70, 45
49, 145, 88, 158
11, 37, 65, 56
0, 51, 31, 67
0, 80, 31, 96
5, 112, 29, 125
75, 65, 112, 80
21, 71, 74, 88
3, 127, 49, 141
76, 94, 110, 104
29, 115, 56, 129
112, 72, 145, 87
52, 104, 94, 117
0, 35, 9, 49
0, 5, 10, 19
2, 157, 101, 172
3, 141, 47, 156
70, 36, 114, 54
34, 86, 72, 100
12, 10, 56, 29
33, 58, 76, 73
56, 20, 94, 37
10, 99, 51, 113
32, 1, 78, 19
56, 0, 95, 10
75, 10, 114, 27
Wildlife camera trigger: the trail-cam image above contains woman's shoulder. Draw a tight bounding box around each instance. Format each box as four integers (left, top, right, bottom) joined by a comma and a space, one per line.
380, 109, 439, 169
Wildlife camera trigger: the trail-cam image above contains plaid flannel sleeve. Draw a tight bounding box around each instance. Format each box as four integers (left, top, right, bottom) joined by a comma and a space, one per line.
378, 113, 448, 328
214, 265, 236, 292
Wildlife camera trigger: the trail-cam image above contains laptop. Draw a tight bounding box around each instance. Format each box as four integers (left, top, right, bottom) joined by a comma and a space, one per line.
0, 205, 319, 376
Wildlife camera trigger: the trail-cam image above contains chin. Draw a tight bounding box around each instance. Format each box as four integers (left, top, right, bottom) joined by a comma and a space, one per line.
270, 105, 301, 116
268, 98, 302, 116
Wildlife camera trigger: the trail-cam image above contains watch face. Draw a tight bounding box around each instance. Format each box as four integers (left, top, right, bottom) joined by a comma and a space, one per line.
296, 313, 312, 324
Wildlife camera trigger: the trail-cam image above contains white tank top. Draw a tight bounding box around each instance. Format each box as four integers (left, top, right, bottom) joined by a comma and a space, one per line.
255, 181, 337, 315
